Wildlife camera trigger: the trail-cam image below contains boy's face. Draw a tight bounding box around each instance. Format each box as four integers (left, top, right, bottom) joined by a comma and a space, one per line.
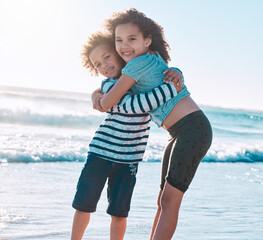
90, 44, 124, 79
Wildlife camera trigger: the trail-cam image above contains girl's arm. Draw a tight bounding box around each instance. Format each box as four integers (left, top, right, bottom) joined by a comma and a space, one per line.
99, 74, 135, 111
99, 68, 183, 111
111, 82, 179, 114
92, 70, 183, 114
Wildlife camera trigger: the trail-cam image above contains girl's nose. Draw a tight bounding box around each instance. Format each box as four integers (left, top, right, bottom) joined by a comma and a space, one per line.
121, 41, 129, 49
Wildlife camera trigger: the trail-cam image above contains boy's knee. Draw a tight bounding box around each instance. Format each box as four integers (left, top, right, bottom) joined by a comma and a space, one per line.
111, 216, 127, 222
75, 209, 90, 216
111, 216, 127, 226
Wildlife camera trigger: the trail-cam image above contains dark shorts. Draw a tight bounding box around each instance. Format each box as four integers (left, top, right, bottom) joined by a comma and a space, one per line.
72, 154, 138, 217
161, 110, 212, 193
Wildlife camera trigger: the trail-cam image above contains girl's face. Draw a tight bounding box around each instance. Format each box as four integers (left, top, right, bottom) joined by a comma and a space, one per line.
90, 44, 124, 79
115, 23, 152, 63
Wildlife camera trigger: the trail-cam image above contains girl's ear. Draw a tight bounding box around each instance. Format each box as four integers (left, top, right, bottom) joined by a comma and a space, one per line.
145, 36, 152, 47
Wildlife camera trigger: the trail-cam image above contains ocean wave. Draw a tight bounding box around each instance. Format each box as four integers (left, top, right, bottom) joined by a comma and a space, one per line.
1, 108, 262, 137
1, 86, 263, 165
0, 85, 98, 128
212, 126, 263, 137
203, 150, 263, 163
0, 109, 104, 128
0, 209, 27, 224
202, 141, 263, 163
1, 146, 262, 164
0, 152, 86, 163
1, 86, 263, 135
0, 85, 90, 103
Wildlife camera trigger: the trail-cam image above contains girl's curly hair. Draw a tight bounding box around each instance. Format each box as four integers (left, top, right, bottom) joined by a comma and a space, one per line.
81, 31, 115, 76
103, 8, 171, 63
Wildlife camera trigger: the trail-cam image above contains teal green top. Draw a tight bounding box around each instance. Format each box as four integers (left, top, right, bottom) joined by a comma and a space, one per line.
122, 52, 190, 127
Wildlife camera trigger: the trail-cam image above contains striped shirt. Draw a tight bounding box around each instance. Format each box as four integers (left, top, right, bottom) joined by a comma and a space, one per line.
88, 78, 177, 164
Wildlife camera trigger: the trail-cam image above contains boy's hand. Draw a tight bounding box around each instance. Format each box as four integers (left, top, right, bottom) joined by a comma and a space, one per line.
163, 69, 184, 92
91, 89, 107, 112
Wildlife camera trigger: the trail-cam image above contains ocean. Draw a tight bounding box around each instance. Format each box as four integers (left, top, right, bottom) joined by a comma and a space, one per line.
0, 85, 263, 239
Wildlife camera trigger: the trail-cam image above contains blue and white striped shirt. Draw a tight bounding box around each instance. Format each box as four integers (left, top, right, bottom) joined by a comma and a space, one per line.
88, 79, 177, 164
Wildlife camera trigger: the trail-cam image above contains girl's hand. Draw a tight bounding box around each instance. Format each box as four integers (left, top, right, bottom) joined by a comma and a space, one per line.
163, 69, 184, 92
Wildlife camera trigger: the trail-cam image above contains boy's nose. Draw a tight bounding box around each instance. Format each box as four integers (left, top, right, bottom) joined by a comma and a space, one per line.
102, 61, 108, 68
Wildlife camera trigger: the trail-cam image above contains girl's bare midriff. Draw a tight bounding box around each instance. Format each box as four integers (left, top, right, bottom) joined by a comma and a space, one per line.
162, 96, 200, 130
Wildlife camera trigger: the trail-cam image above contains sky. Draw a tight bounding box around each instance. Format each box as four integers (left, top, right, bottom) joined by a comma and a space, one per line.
0, 0, 262, 110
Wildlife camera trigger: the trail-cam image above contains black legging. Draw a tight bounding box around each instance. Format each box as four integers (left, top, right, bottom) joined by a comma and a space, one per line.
161, 110, 213, 193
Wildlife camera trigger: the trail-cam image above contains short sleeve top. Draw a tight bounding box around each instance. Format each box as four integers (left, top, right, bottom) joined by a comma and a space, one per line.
122, 52, 190, 127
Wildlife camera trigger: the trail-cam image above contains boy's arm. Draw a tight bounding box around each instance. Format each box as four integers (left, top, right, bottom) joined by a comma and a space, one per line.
111, 82, 179, 114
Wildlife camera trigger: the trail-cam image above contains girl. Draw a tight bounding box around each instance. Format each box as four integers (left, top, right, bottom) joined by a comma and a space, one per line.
94, 9, 213, 240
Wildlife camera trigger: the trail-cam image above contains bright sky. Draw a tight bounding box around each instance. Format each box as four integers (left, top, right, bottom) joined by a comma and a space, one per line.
0, 0, 262, 110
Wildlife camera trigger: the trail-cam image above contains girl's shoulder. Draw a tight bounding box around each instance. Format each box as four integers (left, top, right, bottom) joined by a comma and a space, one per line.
127, 52, 159, 66
123, 52, 166, 71
122, 52, 167, 82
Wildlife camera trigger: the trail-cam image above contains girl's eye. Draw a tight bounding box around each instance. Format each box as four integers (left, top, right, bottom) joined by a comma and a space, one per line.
96, 63, 101, 68
116, 39, 122, 42
105, 55, 110, 60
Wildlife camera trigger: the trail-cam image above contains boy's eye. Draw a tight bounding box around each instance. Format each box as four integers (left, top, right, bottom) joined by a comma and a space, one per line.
116, 39, 122, 42
105, 55, 110, 60
129, 38, 136, 41
96, 63, 101, 68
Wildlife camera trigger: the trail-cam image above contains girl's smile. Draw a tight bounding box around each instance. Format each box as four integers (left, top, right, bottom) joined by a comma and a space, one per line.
115, 23, 152, 62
